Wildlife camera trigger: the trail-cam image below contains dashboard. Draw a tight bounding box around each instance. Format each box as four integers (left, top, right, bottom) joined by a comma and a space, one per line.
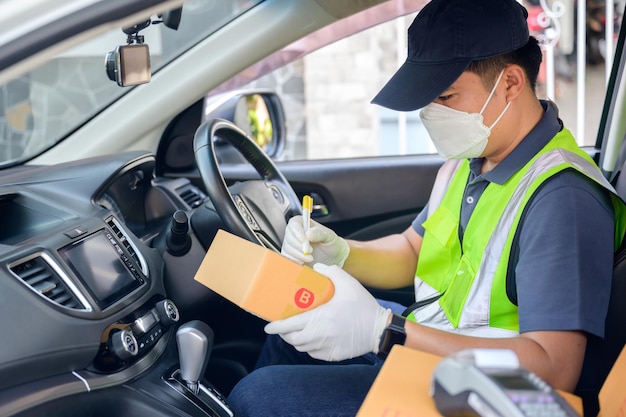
0, 151, 210, 414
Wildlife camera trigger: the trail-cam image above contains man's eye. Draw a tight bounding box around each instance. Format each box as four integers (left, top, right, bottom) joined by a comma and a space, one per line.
438, 95, 453, 101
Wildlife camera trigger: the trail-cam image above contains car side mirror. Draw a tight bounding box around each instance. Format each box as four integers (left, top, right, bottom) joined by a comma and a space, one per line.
204, 90, 286, 159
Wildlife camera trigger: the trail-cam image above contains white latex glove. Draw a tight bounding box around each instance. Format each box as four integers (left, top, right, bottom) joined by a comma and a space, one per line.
281, 215, 350, 267
264, 263, 391, 362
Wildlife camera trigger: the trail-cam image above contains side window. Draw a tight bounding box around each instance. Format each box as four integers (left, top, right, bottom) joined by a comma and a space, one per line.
227, 1, 623, 162
239, 14, 434, 162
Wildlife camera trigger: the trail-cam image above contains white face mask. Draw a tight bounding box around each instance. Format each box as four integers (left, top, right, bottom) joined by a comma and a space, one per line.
419, 69, 511, 160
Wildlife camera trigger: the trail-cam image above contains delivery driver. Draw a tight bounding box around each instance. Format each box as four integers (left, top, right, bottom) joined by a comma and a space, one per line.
227, 0, 626, 415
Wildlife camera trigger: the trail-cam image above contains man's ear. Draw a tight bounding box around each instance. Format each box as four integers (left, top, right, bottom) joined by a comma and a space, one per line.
503, 64, 526, 101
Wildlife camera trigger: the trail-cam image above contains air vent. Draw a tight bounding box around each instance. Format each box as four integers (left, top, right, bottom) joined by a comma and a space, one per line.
106, 217, 148, 276
176, 184, 206, 208
10, 255, 88, 311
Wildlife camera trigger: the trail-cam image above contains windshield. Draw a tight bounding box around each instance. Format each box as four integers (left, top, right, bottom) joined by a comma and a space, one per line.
0, 0, 262, 167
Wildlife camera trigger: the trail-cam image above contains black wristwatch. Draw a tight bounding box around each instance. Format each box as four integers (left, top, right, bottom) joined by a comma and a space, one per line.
377, 313, 406, 359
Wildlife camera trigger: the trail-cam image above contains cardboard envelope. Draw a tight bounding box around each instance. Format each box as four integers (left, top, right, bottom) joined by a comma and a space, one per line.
357, 345, 583, 417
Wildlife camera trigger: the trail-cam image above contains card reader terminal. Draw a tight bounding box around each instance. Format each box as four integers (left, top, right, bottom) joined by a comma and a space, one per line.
431, 349, 580, 417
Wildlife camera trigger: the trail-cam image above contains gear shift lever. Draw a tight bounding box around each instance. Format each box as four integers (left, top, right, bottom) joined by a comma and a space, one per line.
176, 320, 214, 395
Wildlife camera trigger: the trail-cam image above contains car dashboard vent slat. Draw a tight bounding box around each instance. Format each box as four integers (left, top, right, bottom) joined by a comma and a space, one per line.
10, 256, 88, 311
105, 217, 149, 276
176, 184, 206, 208
107, 219, 141, 265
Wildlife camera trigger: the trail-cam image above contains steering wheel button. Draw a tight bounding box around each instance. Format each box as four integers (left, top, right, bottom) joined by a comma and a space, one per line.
234, 196, 260, 230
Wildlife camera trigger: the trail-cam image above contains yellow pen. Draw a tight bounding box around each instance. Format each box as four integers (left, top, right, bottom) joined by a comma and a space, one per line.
302, 195, 313, 255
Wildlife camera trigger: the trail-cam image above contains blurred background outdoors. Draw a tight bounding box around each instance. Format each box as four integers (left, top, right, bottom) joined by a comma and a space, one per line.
230, 0, 626, 161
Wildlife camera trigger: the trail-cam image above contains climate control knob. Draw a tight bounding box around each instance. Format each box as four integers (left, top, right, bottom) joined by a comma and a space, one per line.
110, 328, 138, 361
156, 298, 180, 326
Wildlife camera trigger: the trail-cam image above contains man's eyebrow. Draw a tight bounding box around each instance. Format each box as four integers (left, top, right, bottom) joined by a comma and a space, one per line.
440, 86, 456, 95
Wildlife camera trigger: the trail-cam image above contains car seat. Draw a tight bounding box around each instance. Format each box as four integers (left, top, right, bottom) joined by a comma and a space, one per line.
574, 160, 626, 416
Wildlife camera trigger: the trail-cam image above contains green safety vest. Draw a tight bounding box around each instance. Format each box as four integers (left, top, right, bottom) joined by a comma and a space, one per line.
409, 128, 626, 335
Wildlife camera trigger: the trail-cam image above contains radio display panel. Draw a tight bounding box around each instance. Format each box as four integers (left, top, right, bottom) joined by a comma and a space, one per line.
59, 229, 143, 308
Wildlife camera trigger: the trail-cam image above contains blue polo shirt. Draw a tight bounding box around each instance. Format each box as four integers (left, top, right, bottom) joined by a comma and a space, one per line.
412, 100, 614, 337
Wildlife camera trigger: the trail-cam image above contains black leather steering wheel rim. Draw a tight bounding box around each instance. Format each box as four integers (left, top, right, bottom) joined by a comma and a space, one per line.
193, 118, 301, 251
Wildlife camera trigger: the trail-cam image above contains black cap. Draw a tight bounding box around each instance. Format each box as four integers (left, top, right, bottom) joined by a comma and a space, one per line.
371, 0, 530, 111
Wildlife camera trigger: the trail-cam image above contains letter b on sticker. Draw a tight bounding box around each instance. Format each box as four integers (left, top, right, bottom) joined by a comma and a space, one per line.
295, 288, 314, 309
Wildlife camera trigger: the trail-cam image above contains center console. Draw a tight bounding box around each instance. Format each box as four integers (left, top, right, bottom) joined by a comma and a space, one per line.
93, 298, 181, 370
166, 320, 235, 417
117, 317, 237, 417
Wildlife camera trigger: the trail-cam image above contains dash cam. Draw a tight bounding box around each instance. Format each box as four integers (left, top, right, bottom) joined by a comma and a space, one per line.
105, 43, 151, 87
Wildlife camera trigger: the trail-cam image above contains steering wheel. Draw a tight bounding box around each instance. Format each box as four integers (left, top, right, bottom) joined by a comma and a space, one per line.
193, 118, 302, 252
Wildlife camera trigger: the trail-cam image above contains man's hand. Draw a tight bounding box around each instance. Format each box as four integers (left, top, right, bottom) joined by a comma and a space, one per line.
281, 216, 350, 267
264, 263, 391, 361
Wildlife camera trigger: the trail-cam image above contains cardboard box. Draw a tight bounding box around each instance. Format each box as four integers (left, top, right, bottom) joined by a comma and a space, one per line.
194, 229, 334, 321
598, 345, 626, 416
356, 345, 583, 417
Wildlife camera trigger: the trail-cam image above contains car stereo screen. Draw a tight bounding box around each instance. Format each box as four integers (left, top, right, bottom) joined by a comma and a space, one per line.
59, 230, 141, 308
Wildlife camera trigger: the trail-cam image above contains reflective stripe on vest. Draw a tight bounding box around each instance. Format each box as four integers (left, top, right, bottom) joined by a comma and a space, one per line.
409, 129, 626, 337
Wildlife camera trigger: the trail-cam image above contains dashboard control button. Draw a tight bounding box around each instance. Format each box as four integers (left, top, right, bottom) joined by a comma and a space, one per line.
63, 226, 88, 238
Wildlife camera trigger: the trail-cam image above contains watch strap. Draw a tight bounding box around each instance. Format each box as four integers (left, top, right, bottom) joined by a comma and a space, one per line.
377, 313, 407, 359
